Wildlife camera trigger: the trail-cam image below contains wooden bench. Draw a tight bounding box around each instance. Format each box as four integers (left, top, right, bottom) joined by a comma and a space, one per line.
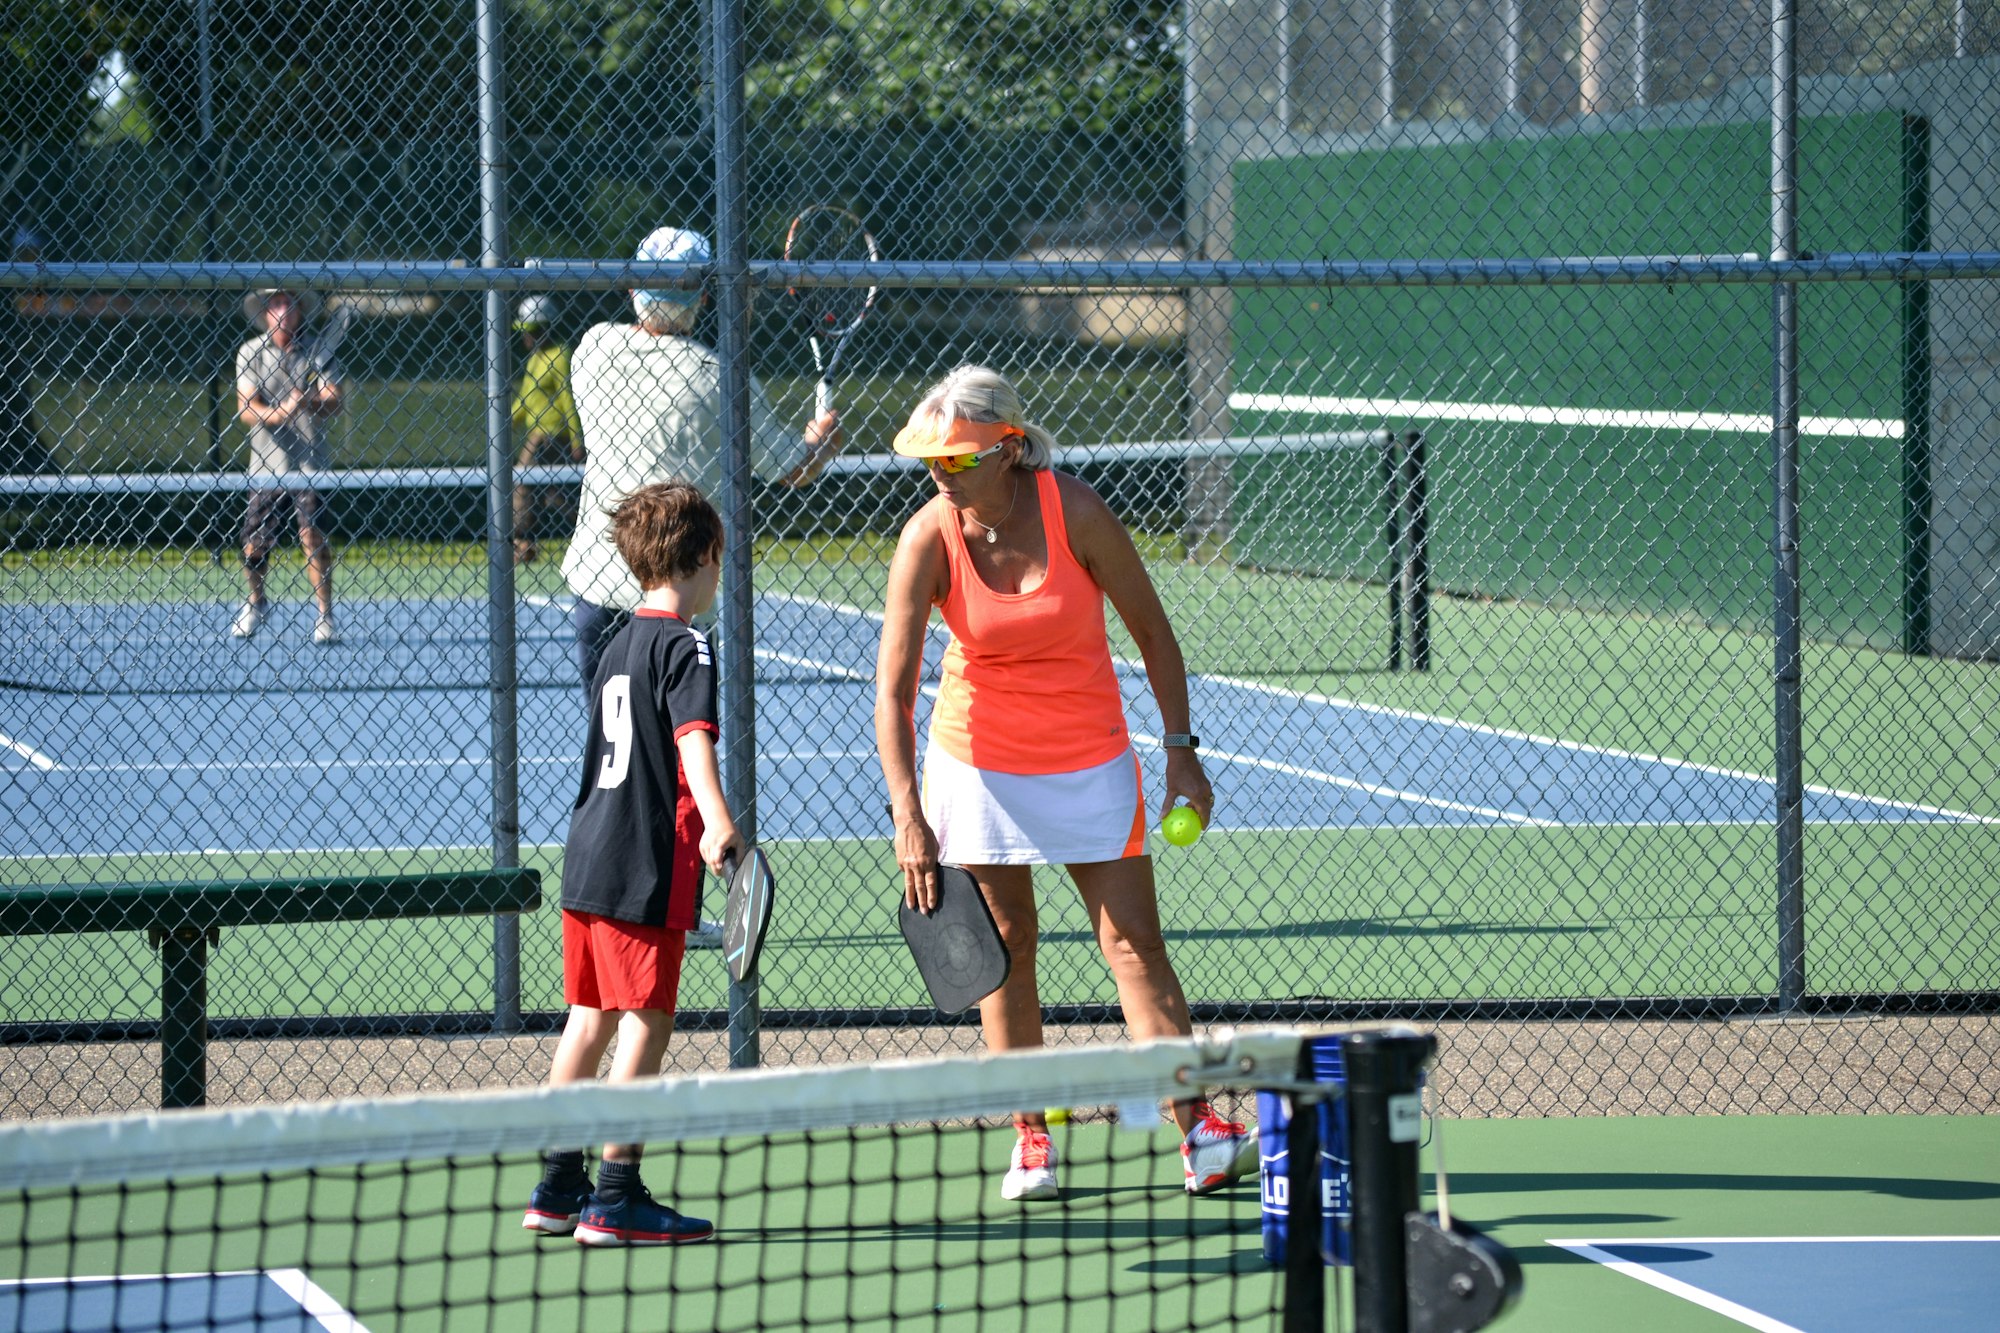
0, 870, 542, 1108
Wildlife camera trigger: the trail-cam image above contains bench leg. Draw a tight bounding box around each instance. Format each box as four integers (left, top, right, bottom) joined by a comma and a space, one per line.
152, 926, 211, 1109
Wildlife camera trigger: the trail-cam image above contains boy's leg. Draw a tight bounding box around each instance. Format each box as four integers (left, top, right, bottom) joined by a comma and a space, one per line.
568, 925, 711, 1246
548, 1005, 619, 1087
525, 916, 625, 1235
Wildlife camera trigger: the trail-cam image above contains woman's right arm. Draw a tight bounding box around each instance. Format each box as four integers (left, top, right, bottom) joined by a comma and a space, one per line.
875, 505, 947, 911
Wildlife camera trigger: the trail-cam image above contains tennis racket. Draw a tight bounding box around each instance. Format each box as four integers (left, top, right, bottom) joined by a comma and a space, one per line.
304, 300, 357, 394
783, 205, 880, 416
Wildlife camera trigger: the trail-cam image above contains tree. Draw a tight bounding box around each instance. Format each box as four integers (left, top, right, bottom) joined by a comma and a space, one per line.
746, 0, 1180, 136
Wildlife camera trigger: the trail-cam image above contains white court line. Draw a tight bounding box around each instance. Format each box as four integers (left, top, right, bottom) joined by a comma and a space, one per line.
1130, 729, 1557, 825
1549, 1241, 1806, 1332
762, 592, 1995, 826
40, 756, 577, 776
0, 1271, 372, 1333
1195, 670, 1998, 826
263, 1269, 374, 1333
1232, 391, 1904, 439
0, 731, 57, 771
37, 748, 873, 776
1549, 1237, 2000, 1333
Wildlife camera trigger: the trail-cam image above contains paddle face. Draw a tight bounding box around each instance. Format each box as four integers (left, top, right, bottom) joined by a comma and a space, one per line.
721, 845, 775, 984
898, 864, 1010, 1015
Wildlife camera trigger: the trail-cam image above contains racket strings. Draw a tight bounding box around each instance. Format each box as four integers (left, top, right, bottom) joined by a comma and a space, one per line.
785, 207, 879, 339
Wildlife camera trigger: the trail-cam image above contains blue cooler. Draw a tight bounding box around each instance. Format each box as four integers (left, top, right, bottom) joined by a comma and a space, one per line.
1257, 1034, 1351, 1266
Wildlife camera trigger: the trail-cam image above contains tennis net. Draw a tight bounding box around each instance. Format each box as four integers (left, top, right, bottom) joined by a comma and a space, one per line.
0, 431, 1426, 694
0, 1028, 1477, 1332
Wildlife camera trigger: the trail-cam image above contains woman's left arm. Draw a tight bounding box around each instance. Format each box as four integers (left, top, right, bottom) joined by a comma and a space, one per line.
1064, 476, 1213, 827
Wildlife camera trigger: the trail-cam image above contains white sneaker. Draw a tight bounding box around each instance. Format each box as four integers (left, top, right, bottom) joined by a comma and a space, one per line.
1000, 1125, 1059, 1201
313, 616, 341, 646
1182, 1104, 1256, 1196
231, 601, 267, 639
687, 919, 725, 950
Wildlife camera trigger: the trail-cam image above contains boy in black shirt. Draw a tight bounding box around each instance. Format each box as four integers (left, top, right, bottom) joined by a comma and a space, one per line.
523, 481, 740, 1246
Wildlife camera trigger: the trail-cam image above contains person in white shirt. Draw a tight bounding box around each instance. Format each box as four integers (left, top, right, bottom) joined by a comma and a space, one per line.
561, 225, 842, 690
231, 288, 344, 645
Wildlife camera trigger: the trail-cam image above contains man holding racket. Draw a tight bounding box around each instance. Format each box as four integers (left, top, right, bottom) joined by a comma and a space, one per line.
874, 365, 1253, 1203
561, 225, 844, 691
231, 288, 344, 645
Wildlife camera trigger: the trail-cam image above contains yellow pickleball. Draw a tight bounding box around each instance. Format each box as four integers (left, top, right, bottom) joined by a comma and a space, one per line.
1161, 806, 1203, 847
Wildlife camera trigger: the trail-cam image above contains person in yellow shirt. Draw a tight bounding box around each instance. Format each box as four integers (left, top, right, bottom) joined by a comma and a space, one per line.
511, 295, 585, 563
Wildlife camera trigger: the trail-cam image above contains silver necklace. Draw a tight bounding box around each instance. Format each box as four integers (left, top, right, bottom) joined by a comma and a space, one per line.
967, 475, 1019, 544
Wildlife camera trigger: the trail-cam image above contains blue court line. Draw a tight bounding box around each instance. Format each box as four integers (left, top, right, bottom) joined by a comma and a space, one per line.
0, 1270, 366, 1332
1, 592, 1987, 860
1550, 1236, 2000, 1333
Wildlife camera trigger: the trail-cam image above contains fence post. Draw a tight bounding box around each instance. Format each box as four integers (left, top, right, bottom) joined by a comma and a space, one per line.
1770, 0, 1807, 1012
477, 0, 523, 1032
712, 0, 761, 1068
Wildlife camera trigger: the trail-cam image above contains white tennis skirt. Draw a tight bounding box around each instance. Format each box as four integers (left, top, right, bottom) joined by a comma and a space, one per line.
922, 743, 1147, 865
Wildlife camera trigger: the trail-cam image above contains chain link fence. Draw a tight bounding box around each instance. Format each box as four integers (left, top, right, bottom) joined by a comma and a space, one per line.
2, 0, 1995, 1119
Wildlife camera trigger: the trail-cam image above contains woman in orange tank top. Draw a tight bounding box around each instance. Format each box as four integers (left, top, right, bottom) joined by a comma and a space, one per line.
875, 365, 1254, 1204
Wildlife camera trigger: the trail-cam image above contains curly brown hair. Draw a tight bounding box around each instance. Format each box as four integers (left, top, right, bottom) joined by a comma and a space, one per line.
609, 482, 724, 590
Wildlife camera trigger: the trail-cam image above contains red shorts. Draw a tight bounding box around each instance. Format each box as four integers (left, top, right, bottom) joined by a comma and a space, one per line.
562, 909, 687, 1013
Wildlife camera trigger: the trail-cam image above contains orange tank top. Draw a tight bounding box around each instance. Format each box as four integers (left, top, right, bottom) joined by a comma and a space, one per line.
931, 469, 1129, 774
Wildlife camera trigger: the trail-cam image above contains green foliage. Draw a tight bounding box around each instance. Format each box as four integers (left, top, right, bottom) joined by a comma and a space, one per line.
0, 1, 114, 144
746, 0, 1178, 134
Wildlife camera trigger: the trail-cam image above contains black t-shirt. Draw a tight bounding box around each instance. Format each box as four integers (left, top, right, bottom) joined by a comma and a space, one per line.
562, 609, 718, 927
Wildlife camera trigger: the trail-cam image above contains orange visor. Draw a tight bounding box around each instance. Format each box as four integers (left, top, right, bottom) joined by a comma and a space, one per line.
891, 415, 1023, 459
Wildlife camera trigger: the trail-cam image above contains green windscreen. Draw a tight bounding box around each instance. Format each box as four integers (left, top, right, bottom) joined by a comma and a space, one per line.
1231, 111, 1924, 650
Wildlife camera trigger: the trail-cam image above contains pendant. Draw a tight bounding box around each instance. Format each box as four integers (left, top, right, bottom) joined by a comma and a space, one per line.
985, 528, 998, 544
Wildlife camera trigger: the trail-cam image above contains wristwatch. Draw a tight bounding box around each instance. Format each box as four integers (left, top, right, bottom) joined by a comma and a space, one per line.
1161, 733, 1200, 750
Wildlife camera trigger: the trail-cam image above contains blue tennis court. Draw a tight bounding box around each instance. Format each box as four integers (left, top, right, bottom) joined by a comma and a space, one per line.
1550, 1237, 2000, 1332
0, 591, 1985, 863
0, 1271, 363, 1332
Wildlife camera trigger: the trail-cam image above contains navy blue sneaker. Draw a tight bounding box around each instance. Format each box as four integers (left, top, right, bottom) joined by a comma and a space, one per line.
573, 1187, 715, 1247
522, 1181, 592, 1236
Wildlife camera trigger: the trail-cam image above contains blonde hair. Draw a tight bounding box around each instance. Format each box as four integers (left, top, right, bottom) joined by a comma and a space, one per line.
909, 365, 1056, 471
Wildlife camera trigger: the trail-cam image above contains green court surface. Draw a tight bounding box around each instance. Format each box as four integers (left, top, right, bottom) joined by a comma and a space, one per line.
1440, 1112, 2000, 1331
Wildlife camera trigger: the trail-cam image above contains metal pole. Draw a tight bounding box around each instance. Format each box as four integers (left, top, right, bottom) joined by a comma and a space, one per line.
477, 0, 522, 1032
712, 0, 761, 1068
198, 0, 227, 566
1276, 0, 1293, 130
1770, 0, 1807, 1012
1377, 0, 1396, 129
1634, 0, 1650, 108
1399, 431, 1431, 672
1347, 1028, 1434, 1333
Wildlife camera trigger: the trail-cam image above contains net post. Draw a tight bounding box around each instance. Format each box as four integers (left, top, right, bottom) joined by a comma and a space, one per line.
152, 925, 212, 1109
1380, 431, 1403, 671
1398, 432, 1431, 673
1345, 1027, 1434, 1333
1282, 1053, 1329, 1331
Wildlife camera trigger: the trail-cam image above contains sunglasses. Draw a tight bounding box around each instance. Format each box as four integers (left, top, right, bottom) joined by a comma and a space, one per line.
931, 441, 1010, 474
